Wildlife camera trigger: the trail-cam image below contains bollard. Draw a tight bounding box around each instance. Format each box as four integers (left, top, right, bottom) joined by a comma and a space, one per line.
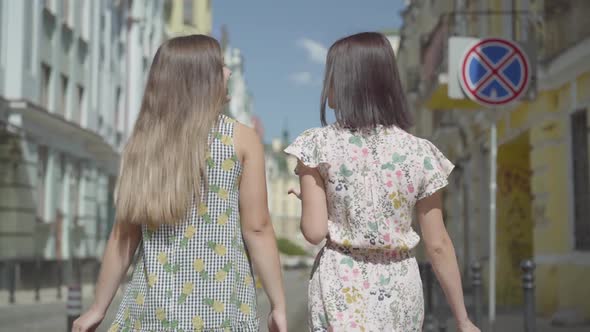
423, 263, 437, 331
66, 284, 82, 332
521, 259, 536, 332
35, 256, 41, 302
8, 261, 16, 304
57, 261, 63, 300
471, 260, 483, 326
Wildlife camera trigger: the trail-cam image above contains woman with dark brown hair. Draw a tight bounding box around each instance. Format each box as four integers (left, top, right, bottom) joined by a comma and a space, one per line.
286, 32, 479, 332
73, 35, 287, 332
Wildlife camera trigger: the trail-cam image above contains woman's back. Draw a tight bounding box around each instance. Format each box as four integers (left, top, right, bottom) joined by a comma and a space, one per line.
286, 124, 453, 252
110, 115, 258, 332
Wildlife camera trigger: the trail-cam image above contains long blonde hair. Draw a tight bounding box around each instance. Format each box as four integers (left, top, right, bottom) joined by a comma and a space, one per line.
115, 35, 225, 225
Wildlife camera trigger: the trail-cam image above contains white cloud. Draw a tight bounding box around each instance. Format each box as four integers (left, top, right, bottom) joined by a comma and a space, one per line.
289, 71, 313, 86
297, 38, 328, 64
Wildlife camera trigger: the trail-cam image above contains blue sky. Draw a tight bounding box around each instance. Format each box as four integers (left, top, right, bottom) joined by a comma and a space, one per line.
212, 0, 406, 142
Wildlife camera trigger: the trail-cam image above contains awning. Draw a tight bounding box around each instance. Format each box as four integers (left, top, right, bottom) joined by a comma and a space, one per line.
5, 100, 119, 175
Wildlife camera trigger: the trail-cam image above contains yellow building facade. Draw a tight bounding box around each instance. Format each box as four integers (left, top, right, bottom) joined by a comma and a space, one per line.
400, 0, 590, 322
164, 0, 212, 37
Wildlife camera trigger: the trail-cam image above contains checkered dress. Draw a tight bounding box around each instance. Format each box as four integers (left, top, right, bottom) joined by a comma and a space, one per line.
109, 115, 258, 332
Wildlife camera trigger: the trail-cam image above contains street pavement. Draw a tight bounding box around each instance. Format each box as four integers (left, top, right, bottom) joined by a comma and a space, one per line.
0, 268, 310, 332
2, 268, 588, 331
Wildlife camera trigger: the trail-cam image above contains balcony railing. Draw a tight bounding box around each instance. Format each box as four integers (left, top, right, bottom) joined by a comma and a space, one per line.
540, 0, 590, 62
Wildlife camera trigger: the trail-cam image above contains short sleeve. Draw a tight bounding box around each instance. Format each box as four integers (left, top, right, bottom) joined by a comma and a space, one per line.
417, 139, 455, 200
284, 128, 327, 170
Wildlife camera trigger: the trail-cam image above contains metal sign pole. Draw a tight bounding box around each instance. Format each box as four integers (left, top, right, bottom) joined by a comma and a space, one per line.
489, 117, 497, 330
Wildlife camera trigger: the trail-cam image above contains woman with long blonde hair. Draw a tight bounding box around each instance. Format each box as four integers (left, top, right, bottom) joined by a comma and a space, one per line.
73, 35, 287, 332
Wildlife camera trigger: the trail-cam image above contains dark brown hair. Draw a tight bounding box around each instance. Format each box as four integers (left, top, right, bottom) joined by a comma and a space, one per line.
115, 35, 225, 225
320, 32, 412, 130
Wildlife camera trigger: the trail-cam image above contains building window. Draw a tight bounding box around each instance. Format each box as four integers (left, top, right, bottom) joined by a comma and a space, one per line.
37, 146, 49, 221
571, 109, 590, 251
183, 0, 193, 25
44, 0, 55, 13
81, 0, 90, 40
23, 1, 33, 71
75, 84, 84, 125
41, 64, 52, 109
114, 87, 122, 132
70, 162, 81, 224
62, 0, 73, 27
60, 74, 69, 117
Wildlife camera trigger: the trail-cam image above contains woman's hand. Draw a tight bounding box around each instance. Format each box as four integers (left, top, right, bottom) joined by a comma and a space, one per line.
287, 188, 301, 200
457, 319, 480, 332
268, 308, 288, 332
72, 306, 105, 332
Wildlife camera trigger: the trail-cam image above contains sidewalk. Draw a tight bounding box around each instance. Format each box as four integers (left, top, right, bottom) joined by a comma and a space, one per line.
0, 285, 121, 332
0, 268, 311, 332
441, 314, 589, 332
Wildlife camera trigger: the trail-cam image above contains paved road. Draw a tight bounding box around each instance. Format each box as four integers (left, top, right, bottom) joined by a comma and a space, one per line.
0, 268, 310, 332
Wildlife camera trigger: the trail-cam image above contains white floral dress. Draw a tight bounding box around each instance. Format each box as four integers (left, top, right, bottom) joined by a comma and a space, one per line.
285, 125, 454, 332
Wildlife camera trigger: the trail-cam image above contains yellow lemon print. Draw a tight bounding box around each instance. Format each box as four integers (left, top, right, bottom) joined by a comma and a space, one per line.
244, 275, 253, 286
135, 293, 145, 305
123, 307, 130, 321
193, 259, 205, 273
134, 320, 142, 330
192, 316, 204, 329
218, 188, 229, 200
184, 225, 196, 238
222, 158, 235, 171
155, 308, 166, 321
108, 323, 120, 332
212, 300, 225, 313
198, 203, 208, 216
220, 135, 233, 146
215, 270, 228, 282
182, 282, 194, 295
218, 213, 229, 225
214, 244, 227, 256
240, 303, 251, 315
147, 273, 158, 287
157, 252, 167, 265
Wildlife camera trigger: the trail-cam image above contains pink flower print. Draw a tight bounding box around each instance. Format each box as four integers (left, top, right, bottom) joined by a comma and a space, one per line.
352, 156, 358, 161
395, 170, 402, 180
350, 322, 358, 328
352, 268, 360, 278
386, 180, 393, 188
342, 275, 349, 282
336, 312, 344, 320
383, 233, 391, 243
407, 184, 415, 193
361, 148, 369, 157
386, 173, 392, 178
363, 280, 370, 289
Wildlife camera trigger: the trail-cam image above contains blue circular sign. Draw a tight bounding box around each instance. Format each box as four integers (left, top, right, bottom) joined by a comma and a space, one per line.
459, 38, 530, 107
